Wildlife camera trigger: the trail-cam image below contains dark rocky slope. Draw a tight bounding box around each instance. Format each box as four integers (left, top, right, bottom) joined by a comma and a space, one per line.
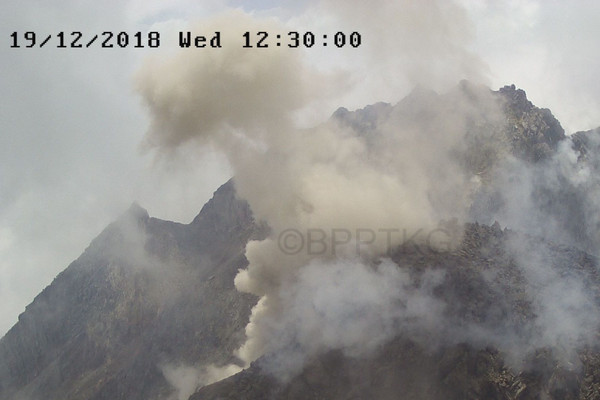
191, 84, 600, 399
0, 180, 261, 400
192, 223, 600, 400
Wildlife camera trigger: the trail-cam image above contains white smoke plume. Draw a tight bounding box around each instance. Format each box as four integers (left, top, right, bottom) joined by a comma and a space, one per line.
505, 234, 600, 367
474, 135, 600, 255
161, 363, 242, 400
237, 258, 446, 382
460, 129, 600, 369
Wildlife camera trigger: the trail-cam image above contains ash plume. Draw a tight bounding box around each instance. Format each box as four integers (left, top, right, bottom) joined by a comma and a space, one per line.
136, 2, 600, 385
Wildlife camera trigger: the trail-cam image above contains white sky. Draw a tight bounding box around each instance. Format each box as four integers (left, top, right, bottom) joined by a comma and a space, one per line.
1, 0, 599, 336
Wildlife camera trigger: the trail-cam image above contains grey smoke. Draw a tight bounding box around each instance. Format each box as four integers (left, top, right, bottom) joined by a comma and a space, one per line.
460, 127, 600, 369
506, 234, 599, 365
240, 258, 446, 382
136, 1, 600, 384
472, 135, 600, 255
134, 3, 500, 378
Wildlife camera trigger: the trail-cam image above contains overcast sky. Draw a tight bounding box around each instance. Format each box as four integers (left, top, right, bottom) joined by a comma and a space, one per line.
1, 0, 599, 337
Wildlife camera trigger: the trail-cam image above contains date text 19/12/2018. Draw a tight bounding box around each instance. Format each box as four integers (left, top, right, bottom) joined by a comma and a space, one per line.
9, 31, 361, 49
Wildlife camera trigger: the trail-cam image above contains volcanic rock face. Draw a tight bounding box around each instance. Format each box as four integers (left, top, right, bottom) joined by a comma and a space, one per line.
1, 84, 600, 400
0, 180, 261, 400
191, 223, 600, 400
498, 84, 566, 162
190, 85, 600, 399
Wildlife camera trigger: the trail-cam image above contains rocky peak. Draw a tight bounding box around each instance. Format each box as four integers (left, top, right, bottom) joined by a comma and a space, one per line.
498, 84, 534, 112
497, 84, 565, 162
191, 180, 252, 233
125, 201, 149, 222
331, 102, 392, 135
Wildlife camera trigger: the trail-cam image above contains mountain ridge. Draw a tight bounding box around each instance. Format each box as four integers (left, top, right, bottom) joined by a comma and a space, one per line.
2, 83, 600, 400
0, 180, 259, 400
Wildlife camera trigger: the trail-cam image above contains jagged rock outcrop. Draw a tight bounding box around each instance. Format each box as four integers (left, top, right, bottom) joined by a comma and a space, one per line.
572, 127, 600, 162
332, 82, 566, 178
499, 84, 565, 162
332, 101, 393, 135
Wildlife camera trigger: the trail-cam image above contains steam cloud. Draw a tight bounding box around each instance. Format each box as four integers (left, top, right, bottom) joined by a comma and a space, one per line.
136, 1, 600, 385
161, 363, 242, 400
